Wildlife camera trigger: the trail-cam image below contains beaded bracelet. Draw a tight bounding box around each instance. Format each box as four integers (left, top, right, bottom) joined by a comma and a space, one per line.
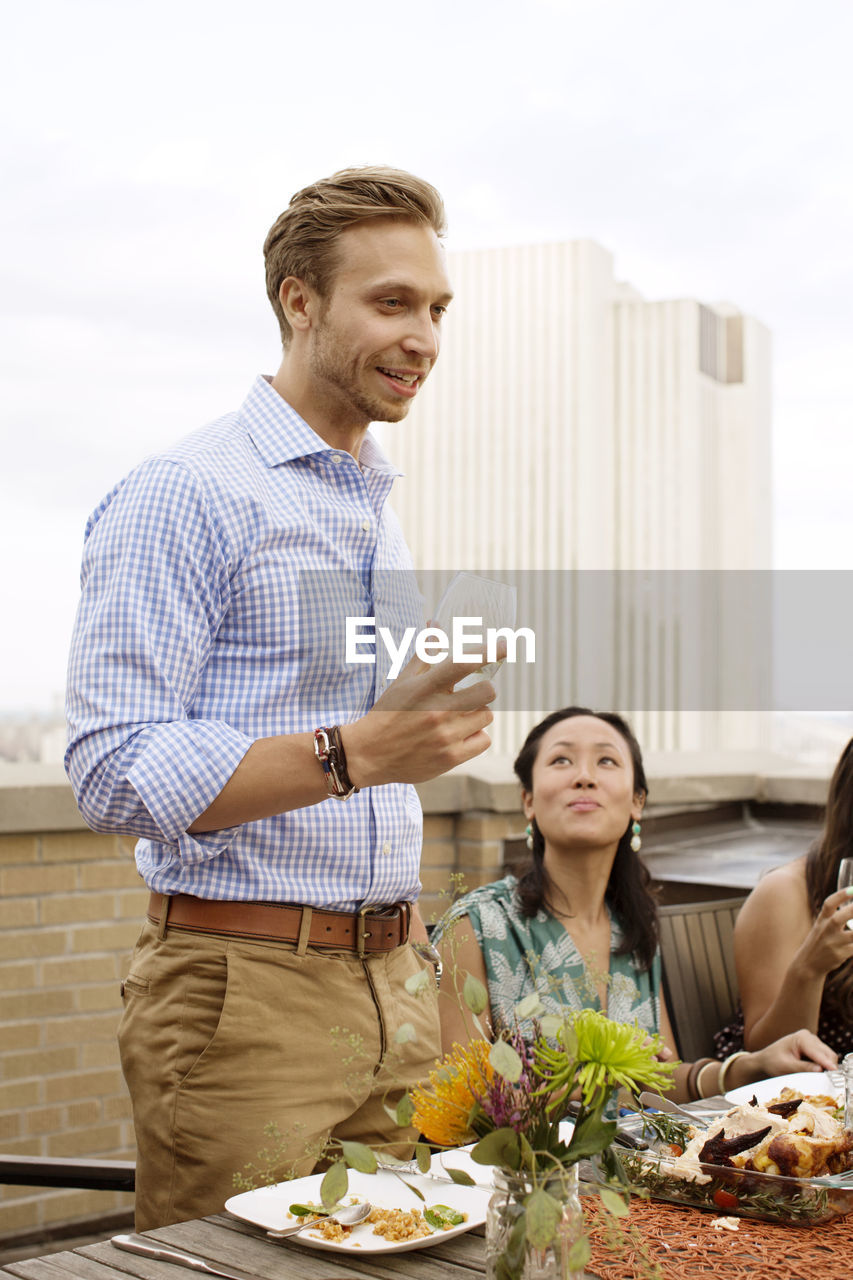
718, 1050, 750, 1093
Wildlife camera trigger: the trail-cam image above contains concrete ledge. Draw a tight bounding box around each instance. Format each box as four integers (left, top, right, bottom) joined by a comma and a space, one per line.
0, 765, 87, 834
0, 754, 832, 835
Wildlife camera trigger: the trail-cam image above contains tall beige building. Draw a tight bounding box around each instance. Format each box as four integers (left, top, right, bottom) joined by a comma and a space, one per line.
383, 240, 772, 753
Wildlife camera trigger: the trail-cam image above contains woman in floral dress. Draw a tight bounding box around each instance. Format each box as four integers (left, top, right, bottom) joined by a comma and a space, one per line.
433, 707, 838, 1101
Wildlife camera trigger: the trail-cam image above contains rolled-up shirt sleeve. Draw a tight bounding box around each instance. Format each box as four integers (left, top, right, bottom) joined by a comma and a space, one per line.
65, 457, 253, 858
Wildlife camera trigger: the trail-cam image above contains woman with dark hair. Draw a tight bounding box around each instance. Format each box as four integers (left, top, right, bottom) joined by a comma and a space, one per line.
435, 708, 837, 1102
722, 736, 853, 1056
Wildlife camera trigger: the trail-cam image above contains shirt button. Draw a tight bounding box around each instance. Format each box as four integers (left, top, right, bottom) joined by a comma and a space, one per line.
382, 841, 391, 856
361, 519, 371, 533
330, 453, 343, 464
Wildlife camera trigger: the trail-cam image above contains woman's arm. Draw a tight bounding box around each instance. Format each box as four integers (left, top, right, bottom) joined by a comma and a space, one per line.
735, 864, 853, 1049
661, 970, 838, 1100
435, 915, 493, 1054
656, 990, 702, 1102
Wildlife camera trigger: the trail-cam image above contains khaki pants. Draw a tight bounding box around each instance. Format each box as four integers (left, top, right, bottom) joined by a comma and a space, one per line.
118, 920, 440, 1229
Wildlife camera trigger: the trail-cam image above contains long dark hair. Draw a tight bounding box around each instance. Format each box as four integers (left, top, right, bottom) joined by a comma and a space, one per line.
805, 736, 853, 1019
512, 706, 659, 972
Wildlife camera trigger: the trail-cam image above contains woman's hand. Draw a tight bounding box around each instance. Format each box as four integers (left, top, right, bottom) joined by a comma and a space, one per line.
796, 888, 853, 978
730, 1030, 838, 1090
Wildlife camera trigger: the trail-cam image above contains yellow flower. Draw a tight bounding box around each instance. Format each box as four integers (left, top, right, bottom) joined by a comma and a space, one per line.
410, 1040, 494, 1147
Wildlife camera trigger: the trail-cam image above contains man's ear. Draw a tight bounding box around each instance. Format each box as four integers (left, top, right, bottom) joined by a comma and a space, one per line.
279, 276, 319, 336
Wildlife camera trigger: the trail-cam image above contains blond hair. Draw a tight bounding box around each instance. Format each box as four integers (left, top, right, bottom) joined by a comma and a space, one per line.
263, 166, 447, 346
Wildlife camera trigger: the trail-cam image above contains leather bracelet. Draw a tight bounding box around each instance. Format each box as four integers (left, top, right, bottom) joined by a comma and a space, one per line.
718, 1050, 749, 1093
687, 1057, 714, 1101
313, 725, 359, 800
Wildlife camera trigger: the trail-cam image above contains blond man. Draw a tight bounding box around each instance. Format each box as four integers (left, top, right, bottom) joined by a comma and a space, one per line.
66, 168, 495, 1228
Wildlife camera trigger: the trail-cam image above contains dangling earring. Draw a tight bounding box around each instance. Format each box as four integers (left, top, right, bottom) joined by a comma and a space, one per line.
525, 822, 534, 851
630, 821, 642, 853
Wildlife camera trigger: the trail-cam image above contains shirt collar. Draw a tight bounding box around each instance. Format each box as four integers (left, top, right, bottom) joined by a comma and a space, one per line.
242, 375, 403, 478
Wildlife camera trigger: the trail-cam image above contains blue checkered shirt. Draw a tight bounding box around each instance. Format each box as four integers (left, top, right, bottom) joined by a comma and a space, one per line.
65, 376, 425, 909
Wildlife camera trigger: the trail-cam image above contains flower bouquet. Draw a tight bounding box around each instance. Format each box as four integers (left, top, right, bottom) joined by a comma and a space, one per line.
409, 1001, 677, 1280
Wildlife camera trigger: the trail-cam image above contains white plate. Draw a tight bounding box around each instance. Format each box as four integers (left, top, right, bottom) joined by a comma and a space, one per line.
725, 1071, 842, 1107
224, 1168, 490, 1254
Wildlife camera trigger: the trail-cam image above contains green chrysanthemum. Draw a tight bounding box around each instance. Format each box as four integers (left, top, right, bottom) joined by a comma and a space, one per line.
533, 1008, 677, 1109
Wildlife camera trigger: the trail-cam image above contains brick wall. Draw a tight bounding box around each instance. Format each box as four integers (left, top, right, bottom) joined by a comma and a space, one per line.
419, 810, 525, 924
0, 821, 147, 1242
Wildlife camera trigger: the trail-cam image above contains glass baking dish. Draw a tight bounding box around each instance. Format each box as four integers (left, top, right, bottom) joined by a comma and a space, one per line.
612, 1116, 853, 1226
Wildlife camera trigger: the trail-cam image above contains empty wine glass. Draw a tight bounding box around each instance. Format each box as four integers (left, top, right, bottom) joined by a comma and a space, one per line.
432, 572, 517, 688
837, 858, 853, 930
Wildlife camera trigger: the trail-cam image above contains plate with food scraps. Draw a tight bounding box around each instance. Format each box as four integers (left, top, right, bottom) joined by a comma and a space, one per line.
724, 1072, 842, 1107
224, 1168, 491, 1253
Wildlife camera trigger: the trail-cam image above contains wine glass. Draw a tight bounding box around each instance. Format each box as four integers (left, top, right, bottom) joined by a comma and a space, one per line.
431, 572, 517, 688
838, 858, 853, 930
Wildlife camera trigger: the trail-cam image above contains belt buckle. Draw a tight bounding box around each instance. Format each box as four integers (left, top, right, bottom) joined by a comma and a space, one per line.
357, 903, 407, 957
357, 904, 378, 958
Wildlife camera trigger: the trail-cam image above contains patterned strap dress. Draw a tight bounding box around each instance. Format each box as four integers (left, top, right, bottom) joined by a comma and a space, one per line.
434, 874, 662, 1039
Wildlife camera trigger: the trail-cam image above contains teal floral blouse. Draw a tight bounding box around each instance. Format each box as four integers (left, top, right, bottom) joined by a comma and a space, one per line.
434, 875, 662, 1040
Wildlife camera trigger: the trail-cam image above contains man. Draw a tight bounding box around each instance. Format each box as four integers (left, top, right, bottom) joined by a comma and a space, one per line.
65, 167, 496, 1228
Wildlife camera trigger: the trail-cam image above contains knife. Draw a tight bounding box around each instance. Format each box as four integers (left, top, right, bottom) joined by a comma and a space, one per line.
111, 1233, 259, 1280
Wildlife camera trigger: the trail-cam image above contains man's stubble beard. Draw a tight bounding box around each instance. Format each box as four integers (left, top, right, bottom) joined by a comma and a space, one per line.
309, 319, 412, 427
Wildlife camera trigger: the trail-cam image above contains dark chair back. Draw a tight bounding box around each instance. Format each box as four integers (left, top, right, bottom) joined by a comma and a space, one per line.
658, 896, 746, 1062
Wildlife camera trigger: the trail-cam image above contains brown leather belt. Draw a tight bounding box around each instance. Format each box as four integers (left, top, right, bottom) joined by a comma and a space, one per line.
147, 892, 411, 955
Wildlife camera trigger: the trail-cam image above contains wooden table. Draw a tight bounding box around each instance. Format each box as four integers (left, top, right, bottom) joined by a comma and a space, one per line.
0, 1212, 493, 1279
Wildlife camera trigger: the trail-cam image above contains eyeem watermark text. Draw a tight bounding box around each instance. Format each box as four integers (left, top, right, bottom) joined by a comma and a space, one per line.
346, 616, 536, 680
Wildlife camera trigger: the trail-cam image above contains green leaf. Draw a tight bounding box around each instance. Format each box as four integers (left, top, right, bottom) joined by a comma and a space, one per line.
538, 1014, 564, 1040
340, 1141, 377, 1174
599, 1187, 630, 1218
557, 1021, 578, 1058
288, 1202, 323, 1218
518, 1132, 536, 1170
489, 1037, 523, 1083
416, 1142, 432, 1174
320, 1161, 348, 1212
565, 1112, 617, 1161
503, 1211, 528, 1275
524, 1188, 562, 1249
470, 1127, 520, 1170
396, 1177, 425, 1201
424, 1204, 466, 1230
462, 972, 488, 1015
567, 1234, 592, 1270
395, 1092, 415, 1127
405, 968, 431, 996
395, 1021, 417, 1044
444, 1166, 476, 1186
515, 992, 545, 1020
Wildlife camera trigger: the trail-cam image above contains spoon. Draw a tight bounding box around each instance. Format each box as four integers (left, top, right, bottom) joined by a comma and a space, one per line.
267, 1202, 372, 1239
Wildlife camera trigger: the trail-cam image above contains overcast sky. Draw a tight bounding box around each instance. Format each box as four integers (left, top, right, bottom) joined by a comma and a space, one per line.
2, 0, 851, 714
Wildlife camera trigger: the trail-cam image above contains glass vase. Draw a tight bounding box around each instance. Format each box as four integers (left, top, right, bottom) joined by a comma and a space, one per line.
485, 1165, 585, 1280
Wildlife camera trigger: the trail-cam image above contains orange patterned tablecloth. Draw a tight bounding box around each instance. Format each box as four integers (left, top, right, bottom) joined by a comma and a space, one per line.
584, 1198, 853, 1280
